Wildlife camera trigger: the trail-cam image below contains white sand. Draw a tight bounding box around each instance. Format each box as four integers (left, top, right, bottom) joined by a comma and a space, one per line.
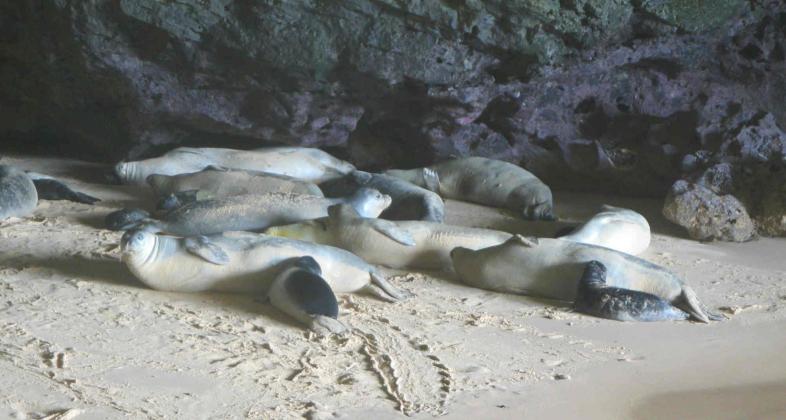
1, 156, 785, 419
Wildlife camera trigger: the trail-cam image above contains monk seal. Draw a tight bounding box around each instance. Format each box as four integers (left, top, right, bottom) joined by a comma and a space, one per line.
115, 147, 355, 185
120, 229, 407, 302
1, 165, 100, 221
384, 157, 553, 220
147, 166, 323, 207
574, 261, 689, 321
450, 235, 717, 323
266, 205, 510, 270
558, 205, 651, 255
136, 188, 392, 236
320, 170, 444, 222
268, 256, 347, 334
0, 165, 37, 220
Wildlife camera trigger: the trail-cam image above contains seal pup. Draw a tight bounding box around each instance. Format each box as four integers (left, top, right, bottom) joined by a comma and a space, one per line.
574, 261, 689, 321
147, 166, 324, 202
136, 188, 392, 236
1, 165, 99, 221
115, 147, 355, 185
320, 170, 444, 222
268, 256, 347, 334
0, 165, 37, 220
384, 157, 554, 220
105, 208, 151, 231
450, 235, 716, 323
558, 205, 651, 255
266, 205, 511, 270
120, 229, 407, 302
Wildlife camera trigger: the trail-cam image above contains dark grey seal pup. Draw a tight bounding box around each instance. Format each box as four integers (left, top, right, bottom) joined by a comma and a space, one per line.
574, 261, 689, 322
105, 208, 152, 231
267, 256, 347, 334
320, 170, 445, 222
26, 172, 100, 205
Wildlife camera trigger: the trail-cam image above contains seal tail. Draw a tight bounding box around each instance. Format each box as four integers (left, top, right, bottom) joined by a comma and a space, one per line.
364, 272, 411, 302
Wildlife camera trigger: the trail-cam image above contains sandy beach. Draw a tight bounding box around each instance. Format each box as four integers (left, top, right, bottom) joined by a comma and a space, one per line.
1, 155, 785, 419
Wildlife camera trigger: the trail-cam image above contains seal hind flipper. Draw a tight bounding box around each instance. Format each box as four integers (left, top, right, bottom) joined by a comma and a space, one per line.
575, 261, 690, 322
31, 178, 100, 204
676, 285, 713, 323
422, 168, 440, 192
350, 170, 374, 184
105, 208, 150, 231
364, 272, 410, 302
184, 236, 230, 265
369, 219, 415, 246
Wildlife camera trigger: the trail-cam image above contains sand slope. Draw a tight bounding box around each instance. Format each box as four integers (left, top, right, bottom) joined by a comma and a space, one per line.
1, 156, 784, 419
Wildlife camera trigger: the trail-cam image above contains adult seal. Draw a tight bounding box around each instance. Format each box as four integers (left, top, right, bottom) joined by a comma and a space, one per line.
115, 147, 355, 185
136, 188, 391, 236
148, 166, 323, 209
268, 256, 347, 334
574, 261, 689, 322
120, 230, 407, 302
266, 205, 510, 270
450, 235, 717, 323
320, 170, 444, 222
385, 157, 554, 220
558, 205, 651, 255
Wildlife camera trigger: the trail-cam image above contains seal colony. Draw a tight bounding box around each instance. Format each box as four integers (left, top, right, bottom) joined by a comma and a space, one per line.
17, 145, 716, 332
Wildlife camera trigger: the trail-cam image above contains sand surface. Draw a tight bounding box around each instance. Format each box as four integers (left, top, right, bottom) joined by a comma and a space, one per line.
1, 156, 785, 419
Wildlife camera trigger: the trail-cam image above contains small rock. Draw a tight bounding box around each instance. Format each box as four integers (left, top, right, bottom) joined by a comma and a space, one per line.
553, 373, 571, 381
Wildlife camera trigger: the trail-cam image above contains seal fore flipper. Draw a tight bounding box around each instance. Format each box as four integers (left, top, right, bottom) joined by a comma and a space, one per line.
369, 219, 415, 246
184, 236, 230, 265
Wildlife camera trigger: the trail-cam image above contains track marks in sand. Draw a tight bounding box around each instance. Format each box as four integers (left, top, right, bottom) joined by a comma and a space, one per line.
353, 314, 453, 416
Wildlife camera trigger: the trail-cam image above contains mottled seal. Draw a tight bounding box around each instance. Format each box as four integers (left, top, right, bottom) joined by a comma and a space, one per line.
320, 170, 444, 222
115, 147, 355, 185
385, 157, 553, 220
137, 188, 392, 236
120, 230, 407, 302
559, 205, 651, 255
574, 261, 689, 322
268, 256, 347, 334
147, 166, 324, 205
0, 165, 37, 220
450, 235, 716, 323
266, 204, 510, 270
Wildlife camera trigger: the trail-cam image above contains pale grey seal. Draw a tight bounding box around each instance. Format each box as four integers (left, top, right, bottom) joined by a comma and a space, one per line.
115, 147, 355, 185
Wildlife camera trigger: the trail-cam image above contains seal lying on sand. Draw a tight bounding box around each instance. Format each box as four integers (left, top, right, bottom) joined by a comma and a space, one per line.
450, 235, 717, 323
0, 165, 37, 220
268, 256, 347, 334
136, 188, 391, 236
320, 170, 444, 222
1, 165, 99, 221
115, 147, 355, 185
148, 166, 323, 209
266, 205, 510, 270
574, 261, 689, 321
120, 230, 407, 302
559, 205, 651, 255
385, 157, 553, 220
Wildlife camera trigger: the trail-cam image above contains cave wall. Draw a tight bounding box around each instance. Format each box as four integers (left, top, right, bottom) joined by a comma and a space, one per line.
1, 1, 785, 236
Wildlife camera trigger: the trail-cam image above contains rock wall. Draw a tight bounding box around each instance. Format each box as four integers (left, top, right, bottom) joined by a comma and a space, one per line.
1, 1, 784, 237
